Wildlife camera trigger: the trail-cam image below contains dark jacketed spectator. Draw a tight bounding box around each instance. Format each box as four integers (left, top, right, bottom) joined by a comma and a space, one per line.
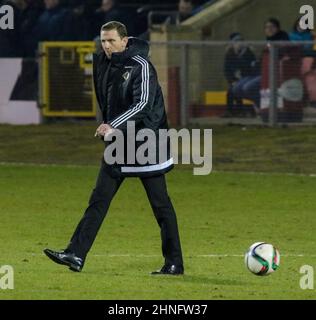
232, 18, 291, 110
265, 17, 293, 60
264, 17, 289, 41
224, 33, 259, 117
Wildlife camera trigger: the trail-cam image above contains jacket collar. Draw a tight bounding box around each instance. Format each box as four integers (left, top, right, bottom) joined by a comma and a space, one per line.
111, 37, 149, 65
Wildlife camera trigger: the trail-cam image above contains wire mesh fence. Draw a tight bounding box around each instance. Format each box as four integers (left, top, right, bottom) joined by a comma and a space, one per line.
150, 40, 316, 127
38, 42, 96, 118
34, 40, 316, 126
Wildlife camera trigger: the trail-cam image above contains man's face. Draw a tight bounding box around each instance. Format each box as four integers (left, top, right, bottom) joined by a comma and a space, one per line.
264, 22, 279, 38
101, 29, 128, 59
232, 36, 244, 52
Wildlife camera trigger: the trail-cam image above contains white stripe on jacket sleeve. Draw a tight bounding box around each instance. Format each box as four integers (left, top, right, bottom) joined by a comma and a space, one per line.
110, 55, 149, 128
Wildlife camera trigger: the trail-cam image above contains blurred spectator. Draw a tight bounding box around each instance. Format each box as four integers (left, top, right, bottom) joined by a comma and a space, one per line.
65, 0, 96, 41
178, 0, 193, 22
20, 0, 44, 56
91, 0, 128, 38
289, 18, 314, 56
265, 18, 295, 60
224, 33, 259, 117
232, 18, 290, 110
264, 17, 289, 41
25, 0, 77, 56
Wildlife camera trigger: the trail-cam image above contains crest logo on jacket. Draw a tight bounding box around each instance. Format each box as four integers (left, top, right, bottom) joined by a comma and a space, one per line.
122, 71, 130, 81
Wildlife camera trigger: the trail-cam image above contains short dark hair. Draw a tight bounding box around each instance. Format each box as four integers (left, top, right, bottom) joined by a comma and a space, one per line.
265, 18, 281, 30
101, 21, 128, 38
229, 32, 243, 41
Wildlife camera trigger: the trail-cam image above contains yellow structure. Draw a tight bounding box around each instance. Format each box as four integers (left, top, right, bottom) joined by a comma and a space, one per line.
203, 91, 253, 106
39, 42, 96, 117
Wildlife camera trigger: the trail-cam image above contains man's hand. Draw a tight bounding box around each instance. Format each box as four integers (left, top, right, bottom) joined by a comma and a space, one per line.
94, 123, 114, 138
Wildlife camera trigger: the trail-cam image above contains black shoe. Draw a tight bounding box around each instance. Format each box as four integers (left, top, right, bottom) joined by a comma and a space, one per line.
43, 248, 84, 272
151, 264, 184, 275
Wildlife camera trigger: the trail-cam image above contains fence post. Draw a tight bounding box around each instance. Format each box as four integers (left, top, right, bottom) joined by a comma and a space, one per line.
269, 43, 278, 127
180, 44, 189, 127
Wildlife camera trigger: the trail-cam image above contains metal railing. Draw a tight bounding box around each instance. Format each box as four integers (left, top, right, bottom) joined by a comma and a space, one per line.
148, 11, 180, 29
149, 40, 316, 127
33, 40, 316, 127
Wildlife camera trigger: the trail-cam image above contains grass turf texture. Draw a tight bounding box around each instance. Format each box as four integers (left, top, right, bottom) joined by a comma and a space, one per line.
0, 123, 315, 300
1, 123, 316, 173
0, 164, 315, 299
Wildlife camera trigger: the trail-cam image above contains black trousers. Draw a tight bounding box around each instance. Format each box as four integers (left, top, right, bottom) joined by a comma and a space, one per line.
66, 161, 183, 267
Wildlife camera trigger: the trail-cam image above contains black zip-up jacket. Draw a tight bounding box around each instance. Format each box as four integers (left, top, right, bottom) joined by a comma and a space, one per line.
224, 47, 258, 83
93, 37, 173, 178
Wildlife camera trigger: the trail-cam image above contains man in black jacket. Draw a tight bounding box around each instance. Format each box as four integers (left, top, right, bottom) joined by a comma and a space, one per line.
223, 32, 258, 117
44, 21, 184, 275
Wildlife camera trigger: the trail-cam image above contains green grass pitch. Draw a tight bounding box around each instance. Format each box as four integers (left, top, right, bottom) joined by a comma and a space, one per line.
0, 163, 315, 300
